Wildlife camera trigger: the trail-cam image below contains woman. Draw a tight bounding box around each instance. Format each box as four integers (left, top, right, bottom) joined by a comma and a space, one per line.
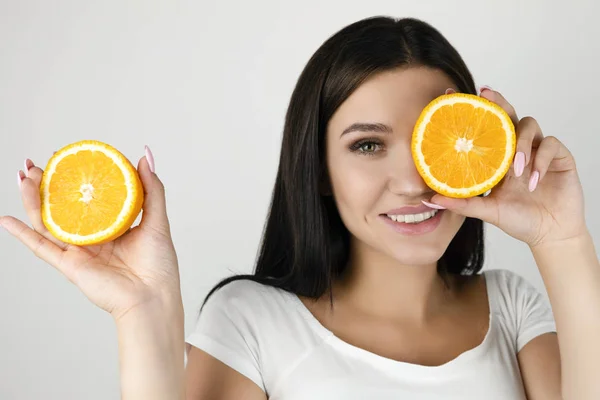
2, 15, 599, 400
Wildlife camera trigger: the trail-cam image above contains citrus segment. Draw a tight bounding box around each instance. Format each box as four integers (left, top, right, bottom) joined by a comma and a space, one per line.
411, 93, 516, 198
40, 140, 144, 245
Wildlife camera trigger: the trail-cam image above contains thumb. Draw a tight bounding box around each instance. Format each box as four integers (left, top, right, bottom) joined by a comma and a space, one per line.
428, 194, 498, 224
137, 146, 171, 233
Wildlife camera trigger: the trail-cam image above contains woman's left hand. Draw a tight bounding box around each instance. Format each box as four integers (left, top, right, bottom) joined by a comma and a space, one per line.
429, 87, 588, 248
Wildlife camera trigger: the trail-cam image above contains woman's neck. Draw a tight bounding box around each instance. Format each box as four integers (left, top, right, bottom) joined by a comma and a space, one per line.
333, 242, 458, 324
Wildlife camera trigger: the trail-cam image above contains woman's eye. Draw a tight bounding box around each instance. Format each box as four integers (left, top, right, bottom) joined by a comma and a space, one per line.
350, 140, 383, 155
361, 142, 377, 152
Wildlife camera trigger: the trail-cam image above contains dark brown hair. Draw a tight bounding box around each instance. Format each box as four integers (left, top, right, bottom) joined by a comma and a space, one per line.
203, 16, 483, 307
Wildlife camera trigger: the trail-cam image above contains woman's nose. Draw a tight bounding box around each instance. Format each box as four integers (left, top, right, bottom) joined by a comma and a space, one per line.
386, 149, 431, 197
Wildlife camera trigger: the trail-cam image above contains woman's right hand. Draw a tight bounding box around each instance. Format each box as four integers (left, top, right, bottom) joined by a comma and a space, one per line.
0, 147, 182, 321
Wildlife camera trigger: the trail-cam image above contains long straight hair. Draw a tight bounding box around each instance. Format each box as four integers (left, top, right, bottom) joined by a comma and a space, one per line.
202, 16, 484, 307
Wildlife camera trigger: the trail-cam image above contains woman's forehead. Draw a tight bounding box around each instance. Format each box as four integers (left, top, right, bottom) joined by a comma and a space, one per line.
328, 67, 455, 133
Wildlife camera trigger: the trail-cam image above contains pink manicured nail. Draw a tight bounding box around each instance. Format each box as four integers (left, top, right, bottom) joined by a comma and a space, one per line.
479, 85, 493, 95
514, 152, 525, 177
17, 170, 24, 190
529, 171, 539, 192
145, 145, 155, 173
24, 159, 33, 177
422, 200, 446, 210
445, 88, 456, 95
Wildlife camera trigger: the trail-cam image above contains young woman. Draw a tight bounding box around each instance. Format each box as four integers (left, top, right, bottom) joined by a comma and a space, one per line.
3, 16, 599, 400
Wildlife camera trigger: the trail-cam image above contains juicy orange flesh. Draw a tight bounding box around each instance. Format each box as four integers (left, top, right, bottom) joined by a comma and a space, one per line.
421, 103, 507, 188
48, 150, 128, 235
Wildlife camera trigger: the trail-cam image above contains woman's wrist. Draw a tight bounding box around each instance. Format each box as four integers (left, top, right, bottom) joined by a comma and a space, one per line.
114, 291, 186, 400
112, 281, 185, 325
529, 229, 593, 255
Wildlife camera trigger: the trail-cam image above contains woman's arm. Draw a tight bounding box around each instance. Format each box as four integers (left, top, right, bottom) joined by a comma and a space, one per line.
114, 292, 268, 400
530, 232, 600, 400
115, 294, 186, 400
427, 87, 599, 399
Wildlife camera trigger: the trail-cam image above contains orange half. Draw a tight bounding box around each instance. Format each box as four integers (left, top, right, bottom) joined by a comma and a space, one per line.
411, 93, 516, 198
40, 140, 144, 245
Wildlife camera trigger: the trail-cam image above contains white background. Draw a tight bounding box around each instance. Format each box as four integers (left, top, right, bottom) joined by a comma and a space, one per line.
1, 0, 598, 398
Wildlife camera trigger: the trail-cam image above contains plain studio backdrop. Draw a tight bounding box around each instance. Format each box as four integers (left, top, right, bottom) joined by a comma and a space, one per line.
0, 0, 598, 398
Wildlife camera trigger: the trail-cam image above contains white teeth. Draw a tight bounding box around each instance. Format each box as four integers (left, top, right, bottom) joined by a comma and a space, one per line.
387, 210, 437, 224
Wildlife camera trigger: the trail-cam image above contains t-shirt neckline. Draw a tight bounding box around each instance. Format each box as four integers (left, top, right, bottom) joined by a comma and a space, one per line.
288, 271, 496, 376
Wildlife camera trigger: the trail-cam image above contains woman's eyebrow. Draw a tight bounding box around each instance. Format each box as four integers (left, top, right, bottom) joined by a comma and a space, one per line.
340, 122, 393, 137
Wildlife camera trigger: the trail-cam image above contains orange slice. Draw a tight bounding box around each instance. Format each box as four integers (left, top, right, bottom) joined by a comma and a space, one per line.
411, 93, 516, 198
40, 140, 144, 245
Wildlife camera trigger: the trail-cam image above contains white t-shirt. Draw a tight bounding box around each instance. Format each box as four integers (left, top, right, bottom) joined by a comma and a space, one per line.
185, 269, 556, 399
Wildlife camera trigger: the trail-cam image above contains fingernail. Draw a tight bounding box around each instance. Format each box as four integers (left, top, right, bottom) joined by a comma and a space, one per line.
528, 171, 539, 192
145, 145, 155, 173
479, 85, 493, 95
17, 170, 24, 190
422, 200, 446, 210
514, 152, 525, 177
445, 88, 456, 95
24, 159, 33, 177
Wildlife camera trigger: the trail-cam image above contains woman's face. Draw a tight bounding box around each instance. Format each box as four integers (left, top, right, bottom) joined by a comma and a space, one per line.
325, 66, 466, 266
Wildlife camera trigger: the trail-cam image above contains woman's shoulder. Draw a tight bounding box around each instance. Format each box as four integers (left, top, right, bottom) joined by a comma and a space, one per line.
481, 268, 556, 350
192, 276, 328, 356
482, 268, 540, 297
203, 277, 295, 311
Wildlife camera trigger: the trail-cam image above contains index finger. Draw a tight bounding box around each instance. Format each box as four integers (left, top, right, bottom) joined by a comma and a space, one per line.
0, 216, 68, 273
479, 86, 519, 127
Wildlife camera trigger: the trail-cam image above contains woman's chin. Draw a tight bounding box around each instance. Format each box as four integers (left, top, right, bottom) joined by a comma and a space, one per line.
384, 242, 448, 267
